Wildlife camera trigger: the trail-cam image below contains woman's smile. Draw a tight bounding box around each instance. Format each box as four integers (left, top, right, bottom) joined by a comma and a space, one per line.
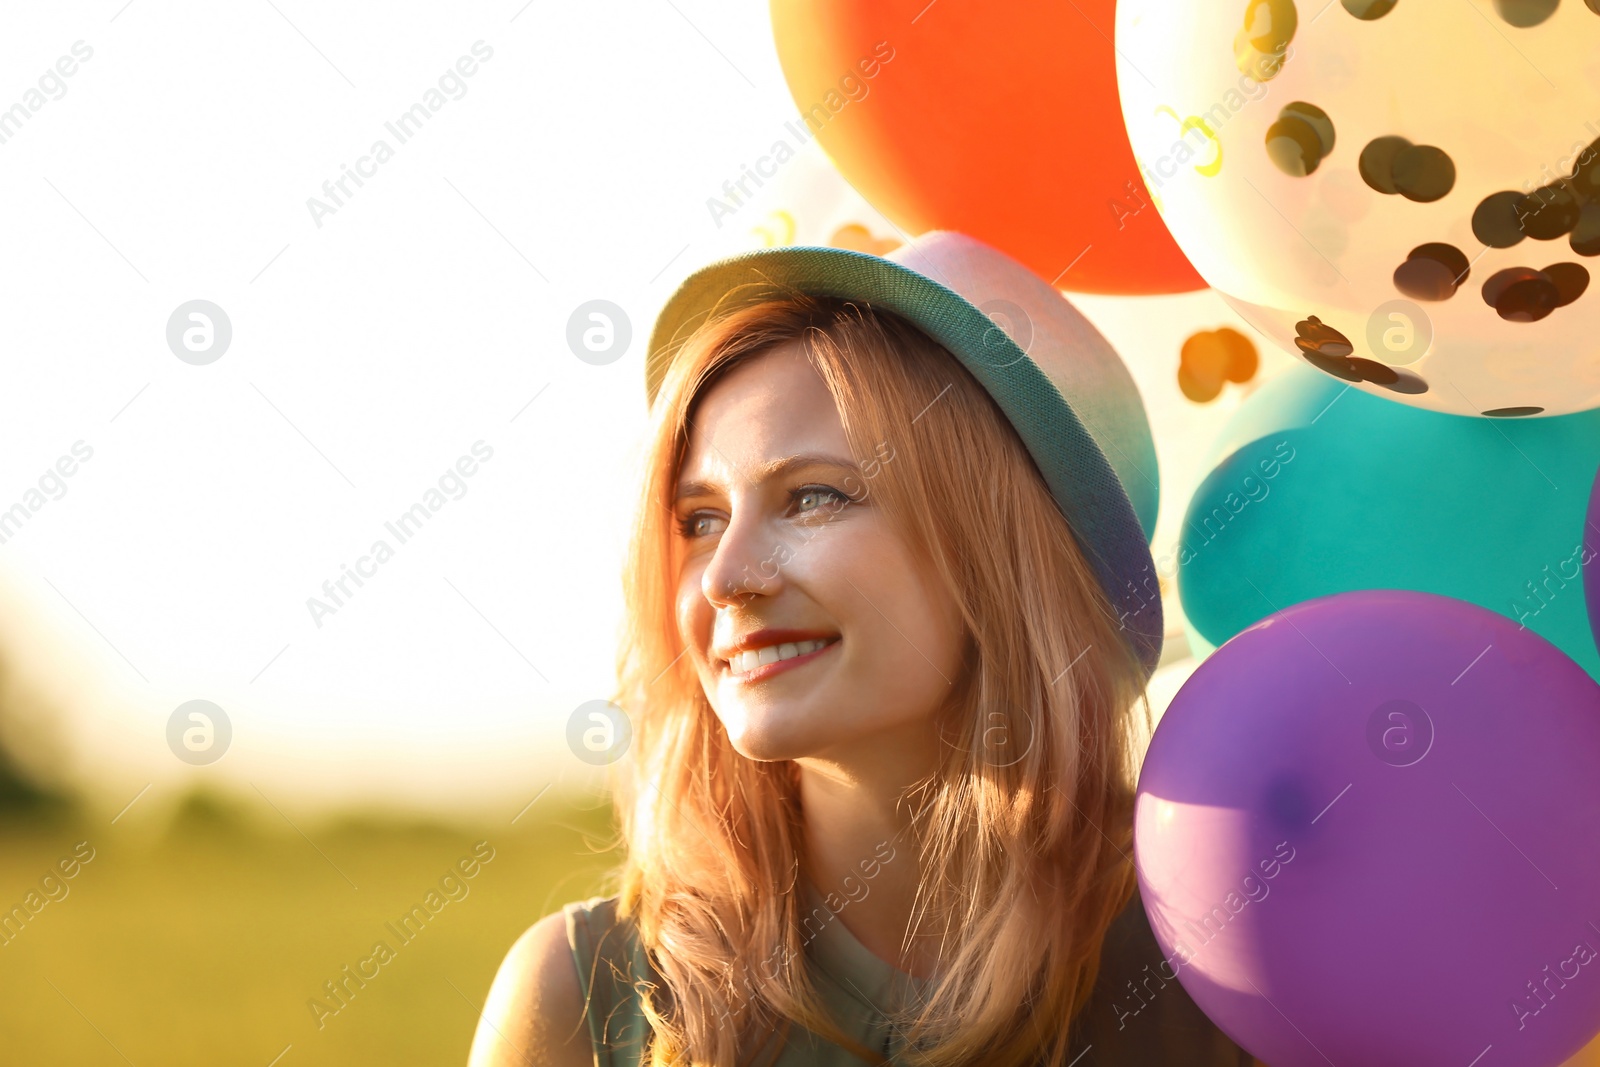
720, 636, 842, 684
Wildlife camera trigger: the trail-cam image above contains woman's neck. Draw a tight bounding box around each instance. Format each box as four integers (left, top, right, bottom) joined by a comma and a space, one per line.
795, 745, 947, 981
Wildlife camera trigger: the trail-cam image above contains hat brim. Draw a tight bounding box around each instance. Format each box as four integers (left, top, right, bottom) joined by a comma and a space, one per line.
645, 244, 1163, 681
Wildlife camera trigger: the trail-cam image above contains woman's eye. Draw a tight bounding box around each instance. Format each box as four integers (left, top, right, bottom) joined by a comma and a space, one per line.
675, 485, 850, 540
792, 485, 850, 516
677, 512, 726, 539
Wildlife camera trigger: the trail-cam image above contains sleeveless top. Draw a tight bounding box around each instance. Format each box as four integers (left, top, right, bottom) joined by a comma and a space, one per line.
563, 878, 1253, 1066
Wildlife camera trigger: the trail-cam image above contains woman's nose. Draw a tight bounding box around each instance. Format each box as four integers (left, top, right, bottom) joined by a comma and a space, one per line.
700, 509, 783, 606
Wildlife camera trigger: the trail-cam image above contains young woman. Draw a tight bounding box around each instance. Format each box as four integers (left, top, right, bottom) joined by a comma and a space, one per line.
468, 232, 1257, 1066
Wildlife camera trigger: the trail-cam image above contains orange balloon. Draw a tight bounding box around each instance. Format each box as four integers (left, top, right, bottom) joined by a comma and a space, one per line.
769, 0, 1205, 295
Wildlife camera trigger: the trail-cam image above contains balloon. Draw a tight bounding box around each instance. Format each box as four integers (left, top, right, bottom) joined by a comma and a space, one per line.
1565, 1030, 1600, 1067
1137, 589, 1600, 1066
1589, 468, 1600, 660
1114, 2, 1600, 415
1176, 364, 1600, 683
769, 0, 1204, 296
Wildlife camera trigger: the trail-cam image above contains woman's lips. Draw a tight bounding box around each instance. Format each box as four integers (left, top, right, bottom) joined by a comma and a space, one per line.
722, 637, 840, 684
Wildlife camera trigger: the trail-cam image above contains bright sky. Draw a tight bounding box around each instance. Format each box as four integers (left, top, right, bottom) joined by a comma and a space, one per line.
0, 1, 1294, 817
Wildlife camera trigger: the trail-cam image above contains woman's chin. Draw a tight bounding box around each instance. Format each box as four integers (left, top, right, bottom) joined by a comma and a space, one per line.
718, 709, 823, 763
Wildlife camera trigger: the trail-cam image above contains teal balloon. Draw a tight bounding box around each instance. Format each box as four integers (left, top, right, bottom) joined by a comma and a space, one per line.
1177, 364, 1600, 683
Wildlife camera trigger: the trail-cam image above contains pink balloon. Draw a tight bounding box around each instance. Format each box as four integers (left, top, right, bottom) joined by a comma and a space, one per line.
1136, 589, 1600, 1066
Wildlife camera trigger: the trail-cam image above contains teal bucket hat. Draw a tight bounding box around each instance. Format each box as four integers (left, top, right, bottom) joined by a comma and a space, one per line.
645, 230, 1164, 681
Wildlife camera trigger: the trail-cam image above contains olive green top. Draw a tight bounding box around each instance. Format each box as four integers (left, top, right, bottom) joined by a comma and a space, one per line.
563, 878, 1252, 1066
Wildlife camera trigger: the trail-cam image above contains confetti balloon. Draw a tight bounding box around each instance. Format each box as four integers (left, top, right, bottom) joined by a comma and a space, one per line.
1177, 364, 1600, 683
1115, 1, 1600, 416
1137, 589, 1600, 1066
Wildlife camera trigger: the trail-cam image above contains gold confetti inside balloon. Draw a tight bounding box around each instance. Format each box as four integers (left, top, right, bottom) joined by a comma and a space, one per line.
751, 210, 797, 248
1116, 0, 1600, 416
1179, 327, 1259, 402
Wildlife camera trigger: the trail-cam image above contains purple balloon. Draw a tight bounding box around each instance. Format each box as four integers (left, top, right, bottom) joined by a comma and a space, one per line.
1135, 589, 1600, 1067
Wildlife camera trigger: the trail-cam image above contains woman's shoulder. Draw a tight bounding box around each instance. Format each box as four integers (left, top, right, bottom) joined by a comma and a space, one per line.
563, 893, 633, 957
1071, 884, 1255, 1066
561, 895, 659, 1065
466, 899, 635, 1067
563, 894, 660, 996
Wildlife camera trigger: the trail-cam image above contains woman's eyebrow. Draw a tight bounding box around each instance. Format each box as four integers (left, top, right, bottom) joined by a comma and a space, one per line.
674, 452, 861, 501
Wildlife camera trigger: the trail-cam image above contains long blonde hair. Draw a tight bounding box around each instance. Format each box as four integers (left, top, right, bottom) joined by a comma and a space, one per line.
604, 291, 1153, 1067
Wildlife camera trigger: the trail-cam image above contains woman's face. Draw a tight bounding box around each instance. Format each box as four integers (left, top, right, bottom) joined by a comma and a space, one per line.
672, 340, 966, 770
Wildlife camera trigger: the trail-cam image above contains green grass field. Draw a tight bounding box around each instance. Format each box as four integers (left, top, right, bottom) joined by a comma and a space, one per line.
0, 788, 622, 1066
17, 789, 1598, 1067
